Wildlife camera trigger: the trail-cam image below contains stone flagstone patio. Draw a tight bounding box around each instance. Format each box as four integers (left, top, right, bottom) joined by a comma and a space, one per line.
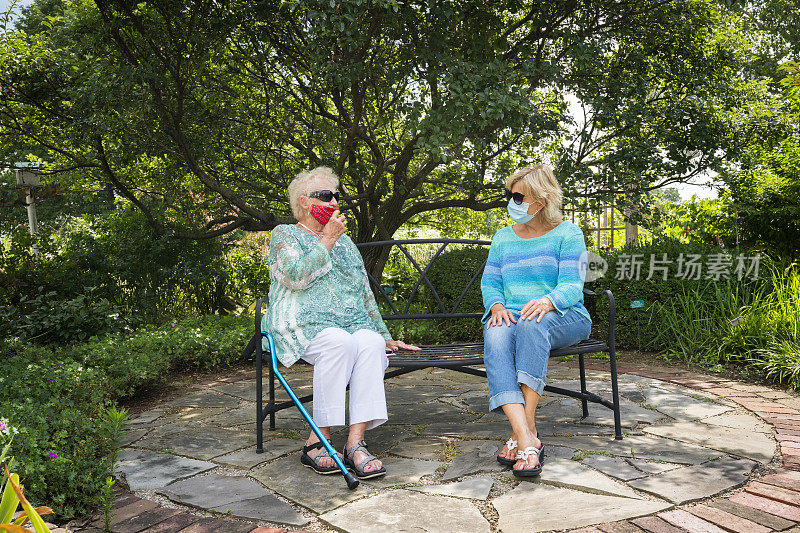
68, 357, 800, 533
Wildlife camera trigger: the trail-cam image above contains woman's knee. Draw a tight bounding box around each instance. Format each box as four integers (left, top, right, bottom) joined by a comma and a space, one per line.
314, 328, 357, 361
483, 322, 514, 346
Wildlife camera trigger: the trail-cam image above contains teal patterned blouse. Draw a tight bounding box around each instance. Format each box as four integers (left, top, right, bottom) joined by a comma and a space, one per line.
262, 225, 391, 367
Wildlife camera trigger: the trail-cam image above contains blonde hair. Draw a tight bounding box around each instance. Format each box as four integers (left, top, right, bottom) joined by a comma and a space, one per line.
287, 166, 340, 220
505, 164, 563, 227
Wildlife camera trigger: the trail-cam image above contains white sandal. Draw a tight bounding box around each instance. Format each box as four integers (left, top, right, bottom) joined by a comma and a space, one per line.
497, 437, 518, 466
513, 443, 545, 477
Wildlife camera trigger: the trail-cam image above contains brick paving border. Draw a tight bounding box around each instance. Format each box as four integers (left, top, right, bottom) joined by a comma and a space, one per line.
72, 364, 800, 533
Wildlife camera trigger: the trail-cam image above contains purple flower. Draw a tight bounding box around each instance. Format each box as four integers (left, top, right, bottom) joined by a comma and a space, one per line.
0, 423, 5, 431
47, 452, 57, 459
49, 379, 55, 382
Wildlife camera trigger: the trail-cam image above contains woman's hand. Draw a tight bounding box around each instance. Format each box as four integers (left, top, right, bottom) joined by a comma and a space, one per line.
320, 210, 347, 250
520, 297, 555, 322
486, 303, 517, 329
386, 339, 421, 352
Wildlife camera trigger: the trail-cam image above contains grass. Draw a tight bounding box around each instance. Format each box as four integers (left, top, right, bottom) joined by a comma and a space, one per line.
648, 265, 800, 389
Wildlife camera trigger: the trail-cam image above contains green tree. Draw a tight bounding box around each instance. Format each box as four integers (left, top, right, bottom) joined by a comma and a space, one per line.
0, 0, 763, 271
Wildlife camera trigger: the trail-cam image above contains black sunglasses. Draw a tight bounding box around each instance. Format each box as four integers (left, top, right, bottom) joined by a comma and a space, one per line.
504, 190, 526, 205
308, 189, 340, 202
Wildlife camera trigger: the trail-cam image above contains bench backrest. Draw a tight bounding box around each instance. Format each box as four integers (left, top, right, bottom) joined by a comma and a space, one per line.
356, 239, 490, 321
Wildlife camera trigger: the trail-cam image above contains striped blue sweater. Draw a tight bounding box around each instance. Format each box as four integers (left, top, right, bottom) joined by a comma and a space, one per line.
480, 221, 590, 322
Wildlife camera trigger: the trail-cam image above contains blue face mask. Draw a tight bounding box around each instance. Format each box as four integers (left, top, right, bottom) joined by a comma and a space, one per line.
507, 199, 541, 224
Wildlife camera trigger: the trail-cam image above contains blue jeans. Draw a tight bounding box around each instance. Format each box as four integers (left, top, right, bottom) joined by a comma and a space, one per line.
484, 308, 591, 412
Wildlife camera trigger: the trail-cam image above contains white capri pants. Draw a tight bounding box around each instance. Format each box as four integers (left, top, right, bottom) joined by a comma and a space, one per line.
302, 327, 389, 430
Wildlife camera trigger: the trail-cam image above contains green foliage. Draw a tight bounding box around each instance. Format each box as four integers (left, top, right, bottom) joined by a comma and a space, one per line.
647, 264, 800, 389
423, 246, 488, 343
71, 314, 251, 398
591, 238, 746, 350
0, 313, 251, 520
377, 244, 488, 344
0, 352, 110, 520
99, 406, 128, 532
0, 0, 759, 245
0, 205, 236, 341
1, 286, 127, 344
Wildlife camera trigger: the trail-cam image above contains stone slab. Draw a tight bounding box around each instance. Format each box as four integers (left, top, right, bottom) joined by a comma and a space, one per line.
120, 428, 150, 447
546, 434, 723, 465
537, 397, 664, 428
319, 490, 490, 533
522, 457, 643, 499
213, 439, 301, 468
700, 412, 773, 433
642, 388, 732, 421
162, 390, 242, 409
158, 473, 307, 526
362, 457, 444, 488
442, 440, 505, 481
493, 483, 670, 532
385, 400, 479, 426
128, 410, 163, 426
384, 385, 458, 405
420, 420, 512, 439
581, 455, 648, 481
410, 476, 493, 500
251, 455, 375, 513
116, 449, 216, 491
626, 458, 682, 475
386, 436, 451, 461
136, 427, 254, 460
628, 456, 756, 504
643, 421, 776, 463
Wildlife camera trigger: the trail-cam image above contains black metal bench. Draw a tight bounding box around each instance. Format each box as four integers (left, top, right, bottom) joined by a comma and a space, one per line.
245, 238, 622, 453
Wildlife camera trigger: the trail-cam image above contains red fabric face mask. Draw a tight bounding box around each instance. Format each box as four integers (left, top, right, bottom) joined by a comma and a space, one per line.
310, 204, 338, 225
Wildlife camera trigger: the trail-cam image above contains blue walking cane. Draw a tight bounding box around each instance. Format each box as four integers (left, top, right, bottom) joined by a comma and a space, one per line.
262, 331, 359, 490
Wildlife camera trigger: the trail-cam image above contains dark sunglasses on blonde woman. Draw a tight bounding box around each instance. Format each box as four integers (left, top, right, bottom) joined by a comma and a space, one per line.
308, 190, 340, 202
505, 190, 526, 205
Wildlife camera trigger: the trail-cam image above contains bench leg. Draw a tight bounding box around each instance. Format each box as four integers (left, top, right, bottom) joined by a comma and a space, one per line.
269, 358, 276, 430
608, 346, 623, 440
256, 340, 264, 453
578, 354, 589, 418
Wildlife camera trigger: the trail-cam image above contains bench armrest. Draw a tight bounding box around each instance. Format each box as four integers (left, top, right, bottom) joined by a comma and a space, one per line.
583, 287, 615, 350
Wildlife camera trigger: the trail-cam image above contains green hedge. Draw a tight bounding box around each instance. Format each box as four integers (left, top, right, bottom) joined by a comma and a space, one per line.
592, 239, 771, 350
0, 313, 252, 521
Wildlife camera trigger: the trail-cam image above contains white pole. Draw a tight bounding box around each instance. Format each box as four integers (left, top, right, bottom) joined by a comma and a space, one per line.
15, 165, 41, 236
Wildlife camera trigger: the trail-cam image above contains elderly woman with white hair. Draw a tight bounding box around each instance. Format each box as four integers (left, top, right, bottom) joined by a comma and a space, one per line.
263, 166, 418, 479
481, 164, 591, 477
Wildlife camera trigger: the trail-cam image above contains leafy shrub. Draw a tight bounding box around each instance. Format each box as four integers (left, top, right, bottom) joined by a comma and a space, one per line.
648, 264, 800, 389
1, 206, 232, 336
0, 313, 253, 520
72, 314, 252, 398
591, 238, 770, 350
0, 286, 127, 344
0, 349, 110, 520
226, 231, 270, 304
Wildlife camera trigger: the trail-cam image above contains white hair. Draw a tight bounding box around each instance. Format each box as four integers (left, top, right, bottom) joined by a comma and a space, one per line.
287, 166, 340, 220
505, 164, 563, 226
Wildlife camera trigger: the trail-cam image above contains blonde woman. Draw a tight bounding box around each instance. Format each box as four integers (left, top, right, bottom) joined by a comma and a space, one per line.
481, 164, 591, 477
263, 166, 418, 480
